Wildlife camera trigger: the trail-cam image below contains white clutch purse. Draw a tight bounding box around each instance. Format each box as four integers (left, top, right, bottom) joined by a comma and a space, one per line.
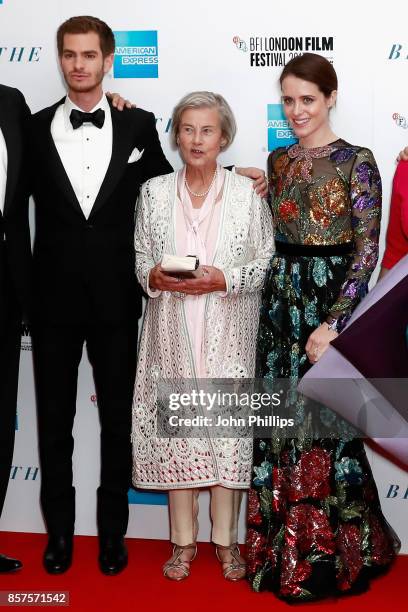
161, 254, 200, 278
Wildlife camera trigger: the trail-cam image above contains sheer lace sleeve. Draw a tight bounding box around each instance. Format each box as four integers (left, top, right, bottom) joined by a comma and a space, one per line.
327, 148, 382, 331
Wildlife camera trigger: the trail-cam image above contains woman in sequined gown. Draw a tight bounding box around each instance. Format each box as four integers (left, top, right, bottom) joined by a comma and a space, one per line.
246, 53, 400, 601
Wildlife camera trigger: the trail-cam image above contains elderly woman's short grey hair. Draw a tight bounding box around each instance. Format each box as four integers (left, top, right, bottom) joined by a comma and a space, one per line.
170, 91, 237, 150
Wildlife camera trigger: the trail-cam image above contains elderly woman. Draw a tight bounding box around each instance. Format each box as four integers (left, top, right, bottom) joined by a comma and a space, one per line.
132, 91, 274, 581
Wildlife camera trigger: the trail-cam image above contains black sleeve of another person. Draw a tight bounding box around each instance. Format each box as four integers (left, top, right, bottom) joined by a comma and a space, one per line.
5, 89, 32, 322
139, 111, 173, 183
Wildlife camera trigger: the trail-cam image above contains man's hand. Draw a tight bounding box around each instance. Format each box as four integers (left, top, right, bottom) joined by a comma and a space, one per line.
397, 146, 408, 161
105, 91, 136, 111
235, 167, 268, 198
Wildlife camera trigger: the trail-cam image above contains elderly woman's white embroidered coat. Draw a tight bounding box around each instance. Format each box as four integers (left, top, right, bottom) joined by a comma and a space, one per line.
132, 170, 274, 489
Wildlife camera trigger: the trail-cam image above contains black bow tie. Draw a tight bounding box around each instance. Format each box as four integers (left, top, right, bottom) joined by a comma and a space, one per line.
69, 108, 105, 130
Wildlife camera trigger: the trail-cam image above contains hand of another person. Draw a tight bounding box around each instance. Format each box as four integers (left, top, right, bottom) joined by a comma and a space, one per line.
105, 91, 136, 111
377, 266, 389, 282
177, 266, 227, 295
148, 264, 186, 292
305, 322, 338, 364
235, 167, 268, 198
397, 146, 408, 161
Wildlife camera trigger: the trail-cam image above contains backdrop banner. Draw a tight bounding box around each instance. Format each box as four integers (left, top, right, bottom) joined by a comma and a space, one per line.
0, 0, 407, 552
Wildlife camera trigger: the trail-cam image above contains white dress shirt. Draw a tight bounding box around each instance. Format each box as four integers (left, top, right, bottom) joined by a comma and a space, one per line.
0, 127, 8, 215
51, 94, 112, 219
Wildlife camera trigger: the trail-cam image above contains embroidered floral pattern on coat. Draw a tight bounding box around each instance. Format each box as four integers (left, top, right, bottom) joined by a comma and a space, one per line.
132, 170, 275, 489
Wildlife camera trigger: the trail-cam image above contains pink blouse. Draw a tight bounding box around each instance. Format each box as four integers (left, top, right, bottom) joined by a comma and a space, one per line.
175, 165, 226, 377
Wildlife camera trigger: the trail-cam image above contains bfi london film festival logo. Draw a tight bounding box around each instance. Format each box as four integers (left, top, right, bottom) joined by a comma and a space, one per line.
392, 112, 408, 129
113, 31, 158, 78
267, 104, 297, 151
233, 35, 334, 67
388, 43, 408, 60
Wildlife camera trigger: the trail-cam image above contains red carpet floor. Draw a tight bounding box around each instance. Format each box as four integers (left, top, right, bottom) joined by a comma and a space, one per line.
0, 532, 406, 611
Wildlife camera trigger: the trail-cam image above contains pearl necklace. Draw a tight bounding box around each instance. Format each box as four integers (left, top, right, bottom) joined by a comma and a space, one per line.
184, 168, 217, 197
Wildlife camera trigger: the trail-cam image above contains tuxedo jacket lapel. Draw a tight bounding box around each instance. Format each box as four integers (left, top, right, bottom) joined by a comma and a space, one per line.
36, 98, 86, 219
35, 98, 134, 220
0, 93, 21, 216
89, 102, 134, 219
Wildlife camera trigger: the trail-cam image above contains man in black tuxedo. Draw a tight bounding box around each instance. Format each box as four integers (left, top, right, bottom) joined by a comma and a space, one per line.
0, 85, 31, 573
30, 16, 173, 575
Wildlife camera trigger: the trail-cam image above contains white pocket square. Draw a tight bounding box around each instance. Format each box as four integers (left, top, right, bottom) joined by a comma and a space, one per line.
127, 147, 144, 163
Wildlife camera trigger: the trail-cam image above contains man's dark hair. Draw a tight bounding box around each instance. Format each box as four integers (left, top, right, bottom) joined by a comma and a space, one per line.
57, 15, 115, 57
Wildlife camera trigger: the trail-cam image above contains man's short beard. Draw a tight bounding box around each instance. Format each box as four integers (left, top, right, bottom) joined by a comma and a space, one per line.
69, 81, 102, 94
65, 70, 104, 94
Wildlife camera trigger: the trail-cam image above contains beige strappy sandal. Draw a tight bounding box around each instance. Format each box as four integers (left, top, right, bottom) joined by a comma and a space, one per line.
163, 543, 197, 581
215, 543, 246, 582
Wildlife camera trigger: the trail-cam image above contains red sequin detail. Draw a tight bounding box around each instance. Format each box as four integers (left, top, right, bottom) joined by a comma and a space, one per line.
286, 504, 336, 555
288, 447, 331, 501
278, 199, 300, 223
336, 523, 363, 590
281, 544, 312, 596
246, 528, 266, 575
272, 467, 287, 515
247, 490, 263, 525
370, 514, 394, 565
280, 504, 335, 596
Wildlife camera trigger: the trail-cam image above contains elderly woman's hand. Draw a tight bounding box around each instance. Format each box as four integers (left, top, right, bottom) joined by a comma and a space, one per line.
148, 264, 186, 292
177, 266, 227, 295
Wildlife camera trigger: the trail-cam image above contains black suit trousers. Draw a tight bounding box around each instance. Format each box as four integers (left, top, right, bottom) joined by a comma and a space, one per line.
32, 320, 138, 536
0, 321, 20, 518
